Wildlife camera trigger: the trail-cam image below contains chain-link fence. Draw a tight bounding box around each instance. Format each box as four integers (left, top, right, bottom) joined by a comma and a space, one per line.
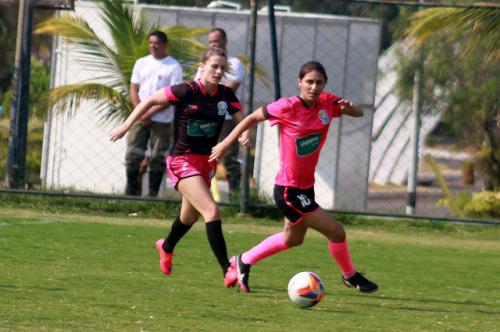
1, 0, 498, 222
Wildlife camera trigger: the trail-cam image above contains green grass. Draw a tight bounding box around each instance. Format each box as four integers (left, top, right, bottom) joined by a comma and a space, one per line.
1, 208, 499, 331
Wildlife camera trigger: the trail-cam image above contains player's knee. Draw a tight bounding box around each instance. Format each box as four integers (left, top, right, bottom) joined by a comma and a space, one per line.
202, 203, 220, 222
285, 237, 303, 247
182, 216, 199, 225
331, 221, 346, 242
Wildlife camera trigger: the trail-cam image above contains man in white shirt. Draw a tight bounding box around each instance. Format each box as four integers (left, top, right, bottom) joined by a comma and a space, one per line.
126, 31, 183, 196
194, 28, 245, 192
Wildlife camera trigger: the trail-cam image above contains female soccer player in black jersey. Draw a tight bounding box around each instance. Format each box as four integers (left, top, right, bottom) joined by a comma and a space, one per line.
111, 47, 250, 287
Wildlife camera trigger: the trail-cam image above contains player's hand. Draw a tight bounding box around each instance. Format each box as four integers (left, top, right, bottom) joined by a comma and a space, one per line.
110, 125, 128, 142
209, 143, 227, 162
336, 98, 353, 114
335, 98, 363, 117
238, 130, 252, 148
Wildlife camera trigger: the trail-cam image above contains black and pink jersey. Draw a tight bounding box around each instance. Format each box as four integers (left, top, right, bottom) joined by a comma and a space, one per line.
164, 80, 242, 155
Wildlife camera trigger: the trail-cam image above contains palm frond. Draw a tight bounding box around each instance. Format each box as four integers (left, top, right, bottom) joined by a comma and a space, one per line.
237, 54, 270, 88
35, 15, 113, 61
162, 26, 208, 61
49, 83, 132, 122
98, 0, 151, 60
35, 14, 96, 40
35, 0, 228, 123
96, 0, 153, 90
35, 14, 126, 83
169, 38, 206, 63
164, 25, 209, 39
405, 4, 500, 63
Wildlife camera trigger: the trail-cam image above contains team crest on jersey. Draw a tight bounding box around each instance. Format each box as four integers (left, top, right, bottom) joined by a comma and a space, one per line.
217, 101, 228, 116
318, 109, 330, 125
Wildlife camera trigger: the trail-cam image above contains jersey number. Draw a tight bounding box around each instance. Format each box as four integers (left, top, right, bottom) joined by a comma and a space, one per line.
296, 194, 311, 207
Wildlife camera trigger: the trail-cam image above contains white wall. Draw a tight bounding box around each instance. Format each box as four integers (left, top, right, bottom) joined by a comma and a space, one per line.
42, 2, 126, 193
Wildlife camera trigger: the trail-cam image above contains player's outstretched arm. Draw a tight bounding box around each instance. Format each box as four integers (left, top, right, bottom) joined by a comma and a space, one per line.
110, 89, 170, 142
231, 111, 252, 147
209, 107, 266, 162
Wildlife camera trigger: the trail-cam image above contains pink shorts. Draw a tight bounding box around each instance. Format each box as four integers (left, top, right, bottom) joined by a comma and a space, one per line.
166, 154, 217, 190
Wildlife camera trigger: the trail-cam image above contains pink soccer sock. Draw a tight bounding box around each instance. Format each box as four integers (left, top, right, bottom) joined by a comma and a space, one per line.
328, 240, 356, 278
241, 232, 290, 265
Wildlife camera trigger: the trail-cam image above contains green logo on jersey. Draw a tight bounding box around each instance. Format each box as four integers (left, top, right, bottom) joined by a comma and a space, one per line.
296, 133, 321, 157
187, 119, 219, 137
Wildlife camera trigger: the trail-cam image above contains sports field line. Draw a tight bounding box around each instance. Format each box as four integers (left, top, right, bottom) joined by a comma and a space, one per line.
1, 208, 498, 251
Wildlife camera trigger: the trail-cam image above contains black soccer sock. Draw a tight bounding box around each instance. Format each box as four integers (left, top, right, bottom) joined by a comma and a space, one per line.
163, 216, 192, 253
205, 220, 230, 275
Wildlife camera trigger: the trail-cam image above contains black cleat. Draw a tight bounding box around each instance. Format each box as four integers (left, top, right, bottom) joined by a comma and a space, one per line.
235, 254, 251, 293
342, 272, 379, 293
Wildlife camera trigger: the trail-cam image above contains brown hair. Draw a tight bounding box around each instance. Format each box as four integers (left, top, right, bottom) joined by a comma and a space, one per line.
201, 47, 227, 64
298, 61, 328, 82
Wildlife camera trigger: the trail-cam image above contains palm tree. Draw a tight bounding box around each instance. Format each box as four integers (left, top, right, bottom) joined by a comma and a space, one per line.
35, 0, 269, 124
405, 3, 500, 63
34, 0, 207, 123
403, 3, 500, 190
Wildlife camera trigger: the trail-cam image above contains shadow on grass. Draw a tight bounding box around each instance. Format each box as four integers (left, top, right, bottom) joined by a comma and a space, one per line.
342, 293, 499, 315
0, 284, 65, 292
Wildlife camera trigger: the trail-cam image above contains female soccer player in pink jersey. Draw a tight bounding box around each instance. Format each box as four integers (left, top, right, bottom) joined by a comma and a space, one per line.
210, 61, 378, 294
111, 48, 250, 288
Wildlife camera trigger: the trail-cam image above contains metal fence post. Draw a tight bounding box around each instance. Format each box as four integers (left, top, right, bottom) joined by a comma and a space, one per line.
406, 61, 422, 215
6, 0, 34, 189
267, 0, 281, 100
239, 0, 258, 215
406, 1, 424, 216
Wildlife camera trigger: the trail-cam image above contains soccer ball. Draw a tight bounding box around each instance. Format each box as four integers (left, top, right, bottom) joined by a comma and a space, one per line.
287, 271, 325, 308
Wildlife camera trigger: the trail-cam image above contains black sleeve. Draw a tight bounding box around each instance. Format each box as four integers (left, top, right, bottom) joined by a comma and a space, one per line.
167, 82, 194, 104
224, 86, 242, 115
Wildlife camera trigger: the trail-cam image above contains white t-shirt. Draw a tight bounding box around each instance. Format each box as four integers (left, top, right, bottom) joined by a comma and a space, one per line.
194, 55, 245, 120
131, 54, 183, 123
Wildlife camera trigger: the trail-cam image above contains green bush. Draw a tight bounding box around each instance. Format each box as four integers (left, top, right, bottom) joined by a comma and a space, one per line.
0, 118, 9, 186
0, 117, 44, 188
0, 59, 49, 188
437, 190, 473, 213
463, 191, 500, 219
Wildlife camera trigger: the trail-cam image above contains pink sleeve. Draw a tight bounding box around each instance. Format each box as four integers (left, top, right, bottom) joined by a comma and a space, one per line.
321, 92, 342, 118
265, 98, 291, 127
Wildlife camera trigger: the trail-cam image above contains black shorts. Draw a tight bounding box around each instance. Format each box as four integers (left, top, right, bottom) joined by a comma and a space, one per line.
273, 185, 319, 224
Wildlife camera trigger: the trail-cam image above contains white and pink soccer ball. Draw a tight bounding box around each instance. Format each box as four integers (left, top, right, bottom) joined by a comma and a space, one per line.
287, 271, 325, 308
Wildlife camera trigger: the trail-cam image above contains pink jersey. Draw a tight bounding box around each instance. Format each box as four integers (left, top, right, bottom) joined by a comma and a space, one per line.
264, 92, 342, 189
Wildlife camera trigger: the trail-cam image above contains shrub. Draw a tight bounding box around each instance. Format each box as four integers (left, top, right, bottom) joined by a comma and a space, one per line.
463, 191, 500, 219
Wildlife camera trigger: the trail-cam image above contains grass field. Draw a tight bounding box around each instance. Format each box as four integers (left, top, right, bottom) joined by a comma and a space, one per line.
1, 207, 499, 331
